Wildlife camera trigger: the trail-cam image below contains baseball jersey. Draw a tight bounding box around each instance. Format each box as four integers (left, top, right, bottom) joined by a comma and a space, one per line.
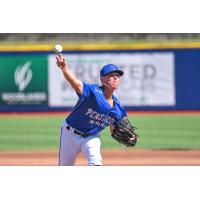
65, 82, 127, 135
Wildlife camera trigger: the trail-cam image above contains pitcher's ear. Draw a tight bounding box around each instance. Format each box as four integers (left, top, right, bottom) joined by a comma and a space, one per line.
100, 76, 103, 83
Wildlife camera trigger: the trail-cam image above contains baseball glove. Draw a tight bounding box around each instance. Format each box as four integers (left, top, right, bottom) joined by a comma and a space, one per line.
111, 116, 138, 147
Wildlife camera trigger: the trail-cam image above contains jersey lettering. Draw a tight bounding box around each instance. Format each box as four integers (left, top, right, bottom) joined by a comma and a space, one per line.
85, 108, 116, 127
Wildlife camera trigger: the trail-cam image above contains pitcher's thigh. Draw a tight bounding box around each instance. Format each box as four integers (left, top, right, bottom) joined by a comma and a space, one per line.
58, 127, 80, 166
81, 136, 102, 166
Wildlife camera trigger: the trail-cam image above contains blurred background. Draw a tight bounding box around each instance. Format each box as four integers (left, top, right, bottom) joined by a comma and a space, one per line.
1, 33, 200, 112
1, 33, 200, 43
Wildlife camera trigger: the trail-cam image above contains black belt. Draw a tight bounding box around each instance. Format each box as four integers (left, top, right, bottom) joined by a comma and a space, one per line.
66, 125, 90, 138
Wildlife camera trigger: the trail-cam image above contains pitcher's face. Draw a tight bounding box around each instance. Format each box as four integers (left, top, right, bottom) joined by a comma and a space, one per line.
101, 72, 121, 90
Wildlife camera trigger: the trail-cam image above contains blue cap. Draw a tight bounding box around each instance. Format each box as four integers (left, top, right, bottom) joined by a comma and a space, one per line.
100, 64, 124, 76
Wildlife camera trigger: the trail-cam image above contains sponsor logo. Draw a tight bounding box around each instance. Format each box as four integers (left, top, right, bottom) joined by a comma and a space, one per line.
1, 60, 47, 104
14, 61, 32, 92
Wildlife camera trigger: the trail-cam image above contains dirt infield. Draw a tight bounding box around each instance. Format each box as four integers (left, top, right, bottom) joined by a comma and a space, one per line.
0, 149, 200, 166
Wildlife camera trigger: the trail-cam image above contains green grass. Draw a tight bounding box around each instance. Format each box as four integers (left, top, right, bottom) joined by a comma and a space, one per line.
0, 116, 61, 151
0, 114, 200, 151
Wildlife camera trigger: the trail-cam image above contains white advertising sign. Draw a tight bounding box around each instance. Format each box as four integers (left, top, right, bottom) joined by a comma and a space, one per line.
48, 53, 175, 107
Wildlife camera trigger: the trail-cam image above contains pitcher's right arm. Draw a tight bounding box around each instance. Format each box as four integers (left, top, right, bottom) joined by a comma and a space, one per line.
56, 54, 83, 95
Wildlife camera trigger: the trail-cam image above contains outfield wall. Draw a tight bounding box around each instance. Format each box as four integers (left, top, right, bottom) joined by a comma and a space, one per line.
0, 43, 200, 111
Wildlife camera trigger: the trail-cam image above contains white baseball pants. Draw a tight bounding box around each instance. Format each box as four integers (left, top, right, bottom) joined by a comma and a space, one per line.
58, 120, 102, 166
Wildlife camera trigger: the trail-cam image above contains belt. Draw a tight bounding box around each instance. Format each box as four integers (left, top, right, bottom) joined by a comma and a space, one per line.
66, 125, 90, 138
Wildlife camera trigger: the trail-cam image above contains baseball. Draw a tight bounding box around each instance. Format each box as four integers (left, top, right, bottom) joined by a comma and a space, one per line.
54, 44, 63, 54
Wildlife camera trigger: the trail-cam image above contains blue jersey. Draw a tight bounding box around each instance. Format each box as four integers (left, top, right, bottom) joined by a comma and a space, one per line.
66, 82, 127, 135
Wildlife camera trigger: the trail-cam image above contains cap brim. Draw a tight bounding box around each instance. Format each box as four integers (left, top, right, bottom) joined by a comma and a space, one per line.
103, 70, 124, 76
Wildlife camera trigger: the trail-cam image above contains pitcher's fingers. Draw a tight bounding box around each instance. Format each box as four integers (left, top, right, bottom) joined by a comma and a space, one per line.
56, 56, 60, 61
56, 53, 62, 58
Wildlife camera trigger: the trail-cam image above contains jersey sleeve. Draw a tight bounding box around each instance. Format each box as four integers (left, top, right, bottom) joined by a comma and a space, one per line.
76, 82, 91, 101
113, 106, 127, 126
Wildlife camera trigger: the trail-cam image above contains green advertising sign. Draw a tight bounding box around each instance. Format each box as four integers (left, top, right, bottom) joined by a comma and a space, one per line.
0, 55, 48, 105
